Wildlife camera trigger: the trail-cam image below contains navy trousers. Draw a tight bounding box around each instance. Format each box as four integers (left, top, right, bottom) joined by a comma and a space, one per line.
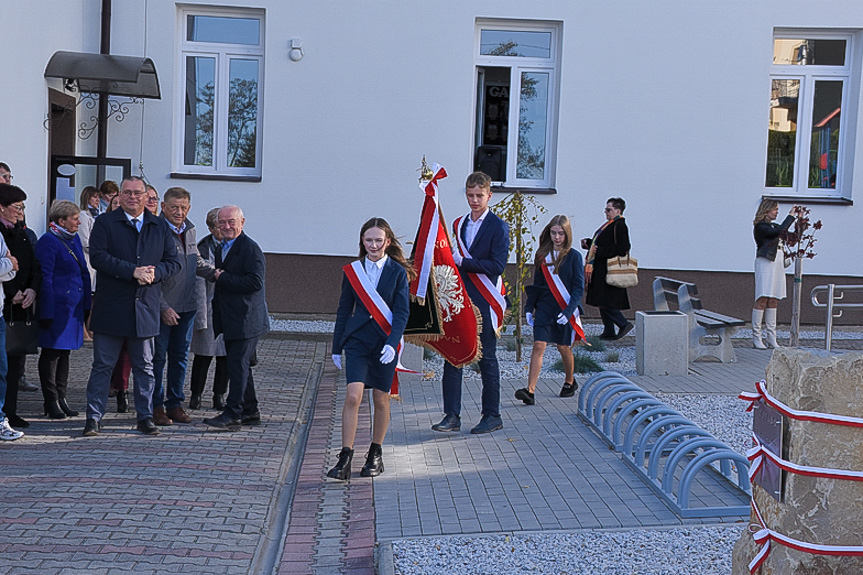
441, 305, 500, 418
223, 336, 259, 420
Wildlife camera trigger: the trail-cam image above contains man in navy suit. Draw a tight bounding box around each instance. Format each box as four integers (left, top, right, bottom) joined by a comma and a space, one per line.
83, 176, 181, 437
203, 205, 269, 432
433, 172, 510, 435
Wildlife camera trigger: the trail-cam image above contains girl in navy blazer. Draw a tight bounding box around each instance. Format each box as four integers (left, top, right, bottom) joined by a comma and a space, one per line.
35, 201, 92, 419
518, 215, 584, 404
328, 218, 414, 481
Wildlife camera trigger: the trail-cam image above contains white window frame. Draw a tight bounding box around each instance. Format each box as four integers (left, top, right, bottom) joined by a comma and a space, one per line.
473, 20, 562, 190
765, 30, 855, 200
174, 6, 265, 179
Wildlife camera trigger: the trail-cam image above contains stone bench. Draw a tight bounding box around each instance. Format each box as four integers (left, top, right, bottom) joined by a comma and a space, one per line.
652, 276, 745, 363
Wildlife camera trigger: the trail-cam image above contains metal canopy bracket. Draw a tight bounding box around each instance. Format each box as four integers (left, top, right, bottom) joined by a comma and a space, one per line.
44, 51, 161, 99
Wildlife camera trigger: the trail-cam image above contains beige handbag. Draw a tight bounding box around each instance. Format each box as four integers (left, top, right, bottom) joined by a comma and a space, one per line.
606, 254, 638, 288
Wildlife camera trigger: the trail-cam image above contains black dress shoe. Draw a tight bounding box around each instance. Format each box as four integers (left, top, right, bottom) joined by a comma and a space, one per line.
598, 333, 616, 340
58, 398, 79, 417
83, 418, 101, 437
470, 414, 503, 434
559, 382, 578, 398
213, 394, 226, 411
431, 414, 461, 432
241, 411, 261, 425
615, 322, 635, 340
7, 414, 30, 428
360, 445, 384, 477
189, 394, 202, 410
327, 447, 354, 480
514, 388, 535, 405
44, 401, 67, 420
136, 418, 161, 436
116, 390, 128, 413
202, 413, 241, 432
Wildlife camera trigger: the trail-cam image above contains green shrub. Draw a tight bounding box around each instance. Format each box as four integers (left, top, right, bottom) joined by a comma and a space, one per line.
604, 350, 620, 363
586, 336, 606, 352
551, 350, 602, 374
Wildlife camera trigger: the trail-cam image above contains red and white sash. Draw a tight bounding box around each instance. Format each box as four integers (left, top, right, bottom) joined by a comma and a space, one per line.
343, 261, 418, 374
453, 215, 507, 336
541, 253, 586, 345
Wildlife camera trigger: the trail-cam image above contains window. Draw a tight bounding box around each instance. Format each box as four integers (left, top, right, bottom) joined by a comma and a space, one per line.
177, 8, 264, 178
765, 33, 854, 198
474, 21, 561, 190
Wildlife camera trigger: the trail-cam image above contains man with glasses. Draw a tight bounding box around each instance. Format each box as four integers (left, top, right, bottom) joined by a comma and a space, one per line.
83, 176, 181, 437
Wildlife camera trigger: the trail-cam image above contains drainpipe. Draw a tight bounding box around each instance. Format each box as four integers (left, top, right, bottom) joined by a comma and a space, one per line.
96, 0, 111, 161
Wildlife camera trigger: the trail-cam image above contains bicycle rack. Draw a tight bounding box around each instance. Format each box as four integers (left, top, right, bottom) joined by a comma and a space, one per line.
577, 371, 750, 518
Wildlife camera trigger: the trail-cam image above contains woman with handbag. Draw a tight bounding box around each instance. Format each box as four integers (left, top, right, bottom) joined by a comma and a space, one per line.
35, 200, 91, 419
0, 183, 41, 427
752, 200, 799, 349
516, 215, 585, 404
582, 197, 634, 340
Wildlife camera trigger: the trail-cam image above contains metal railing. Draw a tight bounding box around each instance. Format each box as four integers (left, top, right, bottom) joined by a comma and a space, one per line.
810, 284, 863, 351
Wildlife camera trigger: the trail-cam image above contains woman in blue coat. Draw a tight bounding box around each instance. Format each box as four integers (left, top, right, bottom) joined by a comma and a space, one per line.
35, 200, 91, 419
327, 218, 414, 481
517, 215, 584, 404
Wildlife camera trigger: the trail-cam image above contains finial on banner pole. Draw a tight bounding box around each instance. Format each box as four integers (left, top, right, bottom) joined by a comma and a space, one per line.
418, 155, 434, 182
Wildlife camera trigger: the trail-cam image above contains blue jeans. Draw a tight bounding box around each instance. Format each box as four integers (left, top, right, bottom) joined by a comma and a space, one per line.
152, 310, 196, 410
441, 304, 500, 418
0, 320, 7, 419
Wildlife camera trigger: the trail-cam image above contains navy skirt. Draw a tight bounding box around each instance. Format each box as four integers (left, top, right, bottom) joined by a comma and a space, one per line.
343, 335, 397, 393
534, 322, 572, 347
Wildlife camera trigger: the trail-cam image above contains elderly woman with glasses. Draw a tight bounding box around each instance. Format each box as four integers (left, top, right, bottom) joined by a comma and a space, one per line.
35, 200, 91, 420
0, 184, 42, 426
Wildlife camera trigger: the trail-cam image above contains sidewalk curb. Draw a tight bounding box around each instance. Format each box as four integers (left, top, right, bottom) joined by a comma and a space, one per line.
376, 541, 395, 575
251, 341, 327, 575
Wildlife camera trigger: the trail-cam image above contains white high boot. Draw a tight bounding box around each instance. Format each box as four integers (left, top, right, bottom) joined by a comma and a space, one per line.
751, 309, 767, 349
764, 308, 779, 348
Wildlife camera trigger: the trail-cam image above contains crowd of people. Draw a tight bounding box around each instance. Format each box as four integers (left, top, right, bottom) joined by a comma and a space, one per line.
0, 162, 268, 441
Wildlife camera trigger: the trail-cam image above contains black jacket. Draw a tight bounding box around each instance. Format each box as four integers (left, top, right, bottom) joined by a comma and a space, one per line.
0, 222, 41, 322
212, 232, 269, 342
754, 215, 794, 261
585, 217, 631, 310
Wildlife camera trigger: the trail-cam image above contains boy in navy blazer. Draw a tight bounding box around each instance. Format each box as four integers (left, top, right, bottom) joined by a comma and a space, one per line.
433, 172, 510, 435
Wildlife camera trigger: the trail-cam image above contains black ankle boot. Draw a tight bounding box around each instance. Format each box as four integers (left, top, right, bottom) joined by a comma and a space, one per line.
189, 394, 202, 410
116, 390, 128, 413
44, 401, 67, 420
360, 443, 384, 477
327, 447, 354, 480
58, 398, 79, 417
213, 394, 226, 411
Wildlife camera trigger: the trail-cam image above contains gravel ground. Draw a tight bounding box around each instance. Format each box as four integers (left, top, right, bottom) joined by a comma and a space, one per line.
391, 526, 741, 575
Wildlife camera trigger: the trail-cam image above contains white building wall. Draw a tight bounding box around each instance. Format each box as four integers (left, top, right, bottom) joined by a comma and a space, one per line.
1, 1, 860, 277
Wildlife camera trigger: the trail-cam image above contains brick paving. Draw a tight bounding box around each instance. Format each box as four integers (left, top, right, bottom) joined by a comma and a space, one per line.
0, 337, 324, 575
1, 332, 859, 574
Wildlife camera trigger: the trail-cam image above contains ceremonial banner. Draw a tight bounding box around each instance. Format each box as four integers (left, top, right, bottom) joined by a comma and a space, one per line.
405, 163, 481, 368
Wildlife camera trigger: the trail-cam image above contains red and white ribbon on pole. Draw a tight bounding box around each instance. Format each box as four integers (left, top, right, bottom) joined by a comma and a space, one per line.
740, 379, 863, 428
411, 164, 447, 303
541, 253, 585, 345
453, 215, 507, 336
343, 261, 419, 375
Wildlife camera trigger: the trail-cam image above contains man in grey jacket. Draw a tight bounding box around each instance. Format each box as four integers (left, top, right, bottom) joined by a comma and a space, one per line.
151, 187, 213, 425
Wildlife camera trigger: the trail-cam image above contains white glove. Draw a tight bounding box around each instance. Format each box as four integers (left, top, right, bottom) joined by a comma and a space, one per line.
526, 312, 534, 327
332, 354, 342, 370
380, 344, 396, 364
557, 313, 569, 325
451, 247, 463, 266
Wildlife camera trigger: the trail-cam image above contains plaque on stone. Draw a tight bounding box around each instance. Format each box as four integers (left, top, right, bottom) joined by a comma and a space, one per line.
752, 400, 784, 501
